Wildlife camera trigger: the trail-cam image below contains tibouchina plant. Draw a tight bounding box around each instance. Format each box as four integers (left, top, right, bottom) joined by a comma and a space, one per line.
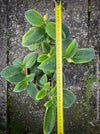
1, 9, 95, 134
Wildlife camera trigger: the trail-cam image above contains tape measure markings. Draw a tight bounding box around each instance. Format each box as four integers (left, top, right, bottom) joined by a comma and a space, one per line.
55, 1, 64, 134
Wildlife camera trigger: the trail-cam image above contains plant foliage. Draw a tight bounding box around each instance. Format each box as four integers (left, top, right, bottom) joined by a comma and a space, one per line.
0, 9, 95, 134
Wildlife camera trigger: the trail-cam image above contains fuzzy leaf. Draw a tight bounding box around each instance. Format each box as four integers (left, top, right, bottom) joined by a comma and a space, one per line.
50, 37, 55, 45
49, 17, 70, 39
49, 86, 57, 97
62, 38, 72, 56
46, 21, 70, 40
42, 43, 51, 54
63, 90, 76, 108
37, 54, 48, 63
50, 47, 56, 55
37, 50, 42, 57
62, 23, 70, 38
44, 99, 52, 108
0, 65, 22, 77
62, 59, 69, 67
14, 80, 28, 92
22, 27, 47, 47
13, 59, 23, 66
48, 18, 55, 22
39, 74, 47, 85
43, 105, 56, 134
28, 44, 40, 51
27, 82, 38, 100
43, 70, 51, 76
26, 73, 35, 82
25, 9, 44, 26
48, 18, 70, 38
72, 48, 95, 63
52, 97, 57, 107
51, 90, 76, 108
23, 52, 38, 68
5, 72, 26, 83
38, 55, 56, 71
36, 73, 47, 90
44, 82, 50, 90
36, 89, 47, 100
46, 22, 56, 40
30, 62, 42, 75
65, 39, 78, 58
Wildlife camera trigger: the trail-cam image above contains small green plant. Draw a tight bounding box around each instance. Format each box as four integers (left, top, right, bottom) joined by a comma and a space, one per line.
1, 9, 95, 134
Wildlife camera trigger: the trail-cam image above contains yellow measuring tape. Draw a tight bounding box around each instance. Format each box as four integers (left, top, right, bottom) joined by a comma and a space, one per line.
55, 0, 64, 134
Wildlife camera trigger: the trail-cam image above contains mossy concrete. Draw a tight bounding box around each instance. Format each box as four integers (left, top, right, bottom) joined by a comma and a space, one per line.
0, 0, 7, 133
0, 0, 100, 134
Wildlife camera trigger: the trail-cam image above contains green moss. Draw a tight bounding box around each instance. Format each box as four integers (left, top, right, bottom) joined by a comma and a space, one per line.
83, 62, 100, 133
7, 88, 11, 109
0, 130, 4, 134
6, 30, 10, 40
8, 121, 28, 134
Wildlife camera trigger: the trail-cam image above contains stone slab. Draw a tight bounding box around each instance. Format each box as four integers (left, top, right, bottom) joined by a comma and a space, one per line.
0, 0, 7, 132
0, 0, 99, 134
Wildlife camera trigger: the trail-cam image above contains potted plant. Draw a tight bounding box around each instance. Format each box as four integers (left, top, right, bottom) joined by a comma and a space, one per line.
0, 9, 95, 134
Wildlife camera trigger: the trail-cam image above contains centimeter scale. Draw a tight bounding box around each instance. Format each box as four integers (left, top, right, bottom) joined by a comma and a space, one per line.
55, 0, 64, 134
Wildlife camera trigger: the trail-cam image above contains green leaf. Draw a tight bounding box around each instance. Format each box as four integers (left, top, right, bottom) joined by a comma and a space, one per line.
22, 27, 47, 47
50, 47, 56, 55
39, 74, 47, 85
48, 17, 55, 22
26, 73, 35, 82
48, 18, 70, 38
37, 54, 48, 63
43, 70, 51, 76
53, 72, 56, 81
46, 22, 56, 40
72, 48, 95, 63
65, 39, 78, 58
0, 65, 22, 77
49, 37, 55, 45
43, 104, 56, 134
44, 82, 50, 90
36, 73, 47, 90
25, 9, 44, 26
62, 23, 70, 38
5, 72, 26, 83
27, 82, 38, 100
44, 99, 52, 108
37, 50, 42, 56
52, 97, 57, 107
51, 90, 76, 108
28, 44, 40, 51
42, 43, 51, 54
52, 81, 56, 87
14, 80, 28, 92
30, 62, 42, 75
62, 38, 72, 56
62, 59, 69, 67
38, 55, 56, 71
23, 52, 38, 68
49, 86, 57, 97
13, 59, 23, 66
36, 89, 47, 100
46, 21, 70, 40
49, 37, 72, 56
63, 89, 76, 108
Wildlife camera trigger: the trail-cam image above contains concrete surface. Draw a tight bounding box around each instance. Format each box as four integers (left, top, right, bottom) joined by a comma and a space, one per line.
0, 0, 100, 134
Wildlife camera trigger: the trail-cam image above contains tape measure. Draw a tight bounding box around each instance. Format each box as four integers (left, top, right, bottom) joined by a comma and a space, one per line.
55, 0, 64, 134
